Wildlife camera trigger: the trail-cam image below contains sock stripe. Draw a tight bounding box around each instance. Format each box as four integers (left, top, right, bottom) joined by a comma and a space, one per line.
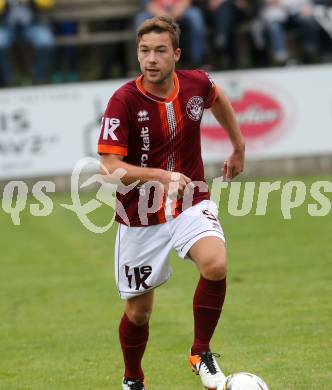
120, 341, 148, 349
193, 304, 222, 311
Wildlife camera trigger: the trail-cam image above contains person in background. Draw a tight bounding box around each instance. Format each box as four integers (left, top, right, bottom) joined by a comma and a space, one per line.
313, 0, 332, 59
248, 0, 271, 67
0, 0, 54, 86
261, 0, 321, 64
52, 21, 79, 83
207, 0, 253, 69
134, 0, 207, 67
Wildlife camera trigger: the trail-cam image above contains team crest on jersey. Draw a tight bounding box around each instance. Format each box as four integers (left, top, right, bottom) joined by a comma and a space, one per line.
137, 110, 150, 122
186, 96, 204, 121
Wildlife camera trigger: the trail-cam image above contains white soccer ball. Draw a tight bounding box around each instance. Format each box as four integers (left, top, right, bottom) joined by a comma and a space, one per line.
222, 372, 269, 390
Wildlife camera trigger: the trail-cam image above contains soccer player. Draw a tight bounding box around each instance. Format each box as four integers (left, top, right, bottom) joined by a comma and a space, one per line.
98, 16, 245, 390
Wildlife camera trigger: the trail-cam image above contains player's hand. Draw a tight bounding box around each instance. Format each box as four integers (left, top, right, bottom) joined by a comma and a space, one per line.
158, 170, 193, 199
223, 148, 245, 181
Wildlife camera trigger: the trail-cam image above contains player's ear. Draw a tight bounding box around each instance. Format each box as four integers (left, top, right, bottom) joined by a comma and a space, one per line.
174, 48, 181, 63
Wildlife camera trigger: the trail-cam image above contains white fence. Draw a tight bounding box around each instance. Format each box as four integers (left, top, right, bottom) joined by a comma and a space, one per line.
0, 65, 331, 180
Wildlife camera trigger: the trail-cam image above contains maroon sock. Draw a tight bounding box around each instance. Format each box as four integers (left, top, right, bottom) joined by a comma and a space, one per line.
191, 276, 227, 355
119, 313, 149, 381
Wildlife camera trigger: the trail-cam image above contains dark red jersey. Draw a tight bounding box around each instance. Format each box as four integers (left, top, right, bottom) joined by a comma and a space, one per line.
98, 69, 217, 226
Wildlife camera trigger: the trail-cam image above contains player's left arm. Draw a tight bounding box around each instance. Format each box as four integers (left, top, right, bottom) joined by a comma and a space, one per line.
210, 87, 245, 181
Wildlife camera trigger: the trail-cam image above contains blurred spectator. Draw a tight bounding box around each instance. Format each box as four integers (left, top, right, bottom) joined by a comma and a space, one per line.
207, 0, 254, 69
98, 19, 129, 80
261, 0, 321, 64
312, 0, 332, 58
249, 0, 271, 67
0, 0, 54, 87
52, 21, 79, 83
99, 42, 128, 80
134, 0, 207, 67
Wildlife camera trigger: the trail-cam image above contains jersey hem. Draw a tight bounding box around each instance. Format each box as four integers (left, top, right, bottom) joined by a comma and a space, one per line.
115, 195, 210, 227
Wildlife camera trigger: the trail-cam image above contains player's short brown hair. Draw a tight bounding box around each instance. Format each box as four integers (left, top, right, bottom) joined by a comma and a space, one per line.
136, 16, 181, 50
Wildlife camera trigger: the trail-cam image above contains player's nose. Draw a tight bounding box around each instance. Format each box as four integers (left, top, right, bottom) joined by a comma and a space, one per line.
147, 51, 157, 63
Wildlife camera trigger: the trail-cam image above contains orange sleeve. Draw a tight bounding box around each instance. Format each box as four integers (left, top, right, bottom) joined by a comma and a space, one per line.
98, 144, 128, 156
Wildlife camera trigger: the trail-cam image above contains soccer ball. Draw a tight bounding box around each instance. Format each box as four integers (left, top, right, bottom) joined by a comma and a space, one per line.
222, 372, 269, 390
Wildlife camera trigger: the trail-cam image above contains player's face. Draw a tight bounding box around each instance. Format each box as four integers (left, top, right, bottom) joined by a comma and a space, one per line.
137, 32, 181, 85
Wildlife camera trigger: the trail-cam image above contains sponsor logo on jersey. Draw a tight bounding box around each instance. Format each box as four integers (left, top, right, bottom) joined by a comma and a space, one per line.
140, 126, 150, 167
186, 96, 204, 121
101, 117, 120, 141
137, 110, 150, 122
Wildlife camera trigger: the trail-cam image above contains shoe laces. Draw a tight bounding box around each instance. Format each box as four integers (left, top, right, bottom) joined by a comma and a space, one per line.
127, 380, 145, 390
200, 352, 221, 375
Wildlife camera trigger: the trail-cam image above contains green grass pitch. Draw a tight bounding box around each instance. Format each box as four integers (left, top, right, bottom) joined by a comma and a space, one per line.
0, 176, 331, 389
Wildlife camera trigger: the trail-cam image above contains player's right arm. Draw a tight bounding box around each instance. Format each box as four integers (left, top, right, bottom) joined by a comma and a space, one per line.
100, 153, 163, 185
98, 93, 190, 195
100, 154, 191, 198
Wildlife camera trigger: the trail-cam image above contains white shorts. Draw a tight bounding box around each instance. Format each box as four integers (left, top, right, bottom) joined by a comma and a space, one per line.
114, 200, 225, 300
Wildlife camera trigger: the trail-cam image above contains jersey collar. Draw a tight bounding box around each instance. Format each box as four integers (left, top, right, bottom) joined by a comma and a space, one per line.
135, 72, 179, 103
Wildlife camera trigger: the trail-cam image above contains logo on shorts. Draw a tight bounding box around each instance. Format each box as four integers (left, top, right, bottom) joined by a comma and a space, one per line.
125, 265, 152, 290
202, 209, 218, 221
186, 96, 204, 121
137, 110, 150, 122
202, 209, 222, 232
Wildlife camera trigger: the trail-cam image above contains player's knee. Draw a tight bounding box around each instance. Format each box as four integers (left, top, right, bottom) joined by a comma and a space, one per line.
126, 308, 152, 326
201, 258, 227, 281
